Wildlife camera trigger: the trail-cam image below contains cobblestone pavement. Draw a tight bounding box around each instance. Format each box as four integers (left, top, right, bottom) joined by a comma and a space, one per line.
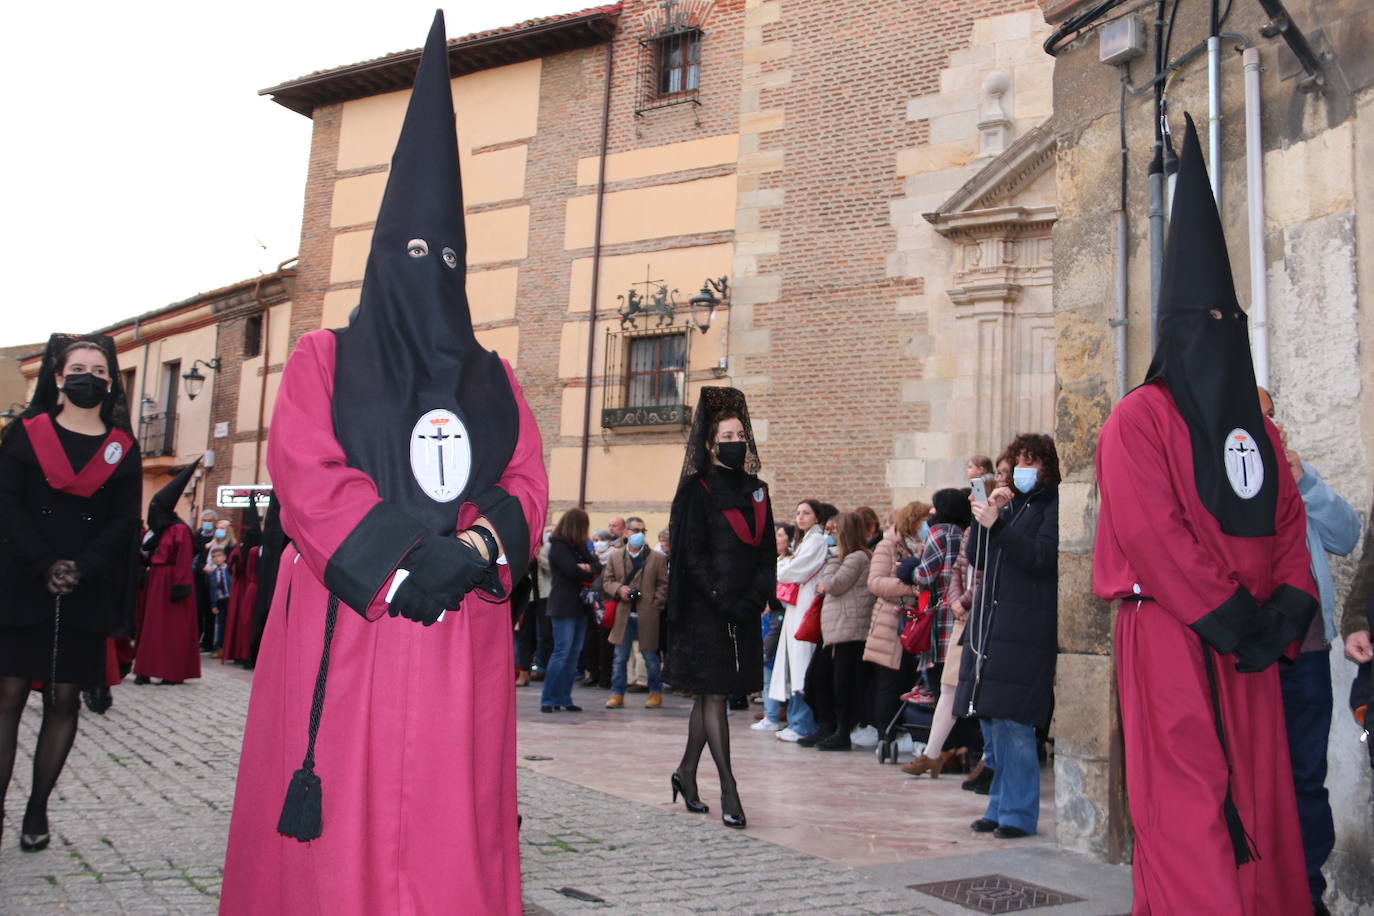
0, 662, 935, 915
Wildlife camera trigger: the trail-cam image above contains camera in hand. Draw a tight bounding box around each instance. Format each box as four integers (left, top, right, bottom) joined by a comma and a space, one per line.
626, 588, 642, 604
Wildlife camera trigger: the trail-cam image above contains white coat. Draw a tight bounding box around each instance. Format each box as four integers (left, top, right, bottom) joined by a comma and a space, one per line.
768, 525, 828, 701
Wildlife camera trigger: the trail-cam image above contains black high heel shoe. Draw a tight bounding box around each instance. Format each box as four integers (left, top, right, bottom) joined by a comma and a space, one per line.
19, 810, 50, 852
721, 787, 746, 829
671, 772, 709, 813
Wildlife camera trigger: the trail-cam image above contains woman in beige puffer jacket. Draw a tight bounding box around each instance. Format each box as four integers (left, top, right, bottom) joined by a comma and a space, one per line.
862, 501, 930, 734
805, 512, 879, 750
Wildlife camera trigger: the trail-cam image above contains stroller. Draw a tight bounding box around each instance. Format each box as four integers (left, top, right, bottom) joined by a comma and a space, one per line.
877, 680, 984, 765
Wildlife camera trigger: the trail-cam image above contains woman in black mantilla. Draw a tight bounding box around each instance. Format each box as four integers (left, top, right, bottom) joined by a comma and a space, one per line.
664, 387, 774, 829
0, 334, 141, 851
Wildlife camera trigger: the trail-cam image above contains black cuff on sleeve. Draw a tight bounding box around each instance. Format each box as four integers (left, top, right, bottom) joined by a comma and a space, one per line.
474, 485, 531, 587
324, 501, 427, 618
1188, 586, 1260, 655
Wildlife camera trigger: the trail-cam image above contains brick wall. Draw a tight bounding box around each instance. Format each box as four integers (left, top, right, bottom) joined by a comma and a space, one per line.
733, 0, 1040, 513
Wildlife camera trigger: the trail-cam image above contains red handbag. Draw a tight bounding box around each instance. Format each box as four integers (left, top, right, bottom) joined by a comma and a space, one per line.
775, 581, 800, 606
598, 599, 618, 630
899, 590, 935, 655
793, 593, 824, 643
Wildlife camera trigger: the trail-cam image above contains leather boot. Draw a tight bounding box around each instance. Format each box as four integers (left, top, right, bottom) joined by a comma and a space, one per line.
514, 669, 530, 687
645, 692, 662, 708
604, 694, 624, 708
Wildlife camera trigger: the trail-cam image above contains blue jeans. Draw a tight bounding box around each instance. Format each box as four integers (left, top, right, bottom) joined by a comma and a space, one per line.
786, 693, 818, 737
763, 663, 782, 721
982, 718, 1040, 834
980, 719, 996, 769
611, 617, 661, 694
541, 616, 587, 707
1280, 649, 1335, 903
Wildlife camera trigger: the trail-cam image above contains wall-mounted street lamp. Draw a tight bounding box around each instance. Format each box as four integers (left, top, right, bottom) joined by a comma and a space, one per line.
0, 402, 26, 422
182, 358, 222, 401
687, 276, 730, 333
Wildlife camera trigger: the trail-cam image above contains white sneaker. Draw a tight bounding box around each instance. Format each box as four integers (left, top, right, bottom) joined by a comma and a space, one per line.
776, 727, 804, 742
751, 718, 783, 732
850, 725, 880, 748
895, 733, 915, 755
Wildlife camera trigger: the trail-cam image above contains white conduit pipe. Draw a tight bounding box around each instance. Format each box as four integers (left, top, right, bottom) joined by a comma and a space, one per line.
1243, 47, 1269, 387
1208, 35, 1223, 208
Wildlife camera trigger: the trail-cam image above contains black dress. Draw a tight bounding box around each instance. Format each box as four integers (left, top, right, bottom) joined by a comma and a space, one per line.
0, 419, 142, 686
663, 464, 774, 695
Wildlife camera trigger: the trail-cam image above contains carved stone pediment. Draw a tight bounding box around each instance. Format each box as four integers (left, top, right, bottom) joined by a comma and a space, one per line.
923, 123, 1057, 241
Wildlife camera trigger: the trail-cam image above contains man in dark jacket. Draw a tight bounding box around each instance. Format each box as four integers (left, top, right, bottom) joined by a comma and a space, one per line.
603, 518, 668, 709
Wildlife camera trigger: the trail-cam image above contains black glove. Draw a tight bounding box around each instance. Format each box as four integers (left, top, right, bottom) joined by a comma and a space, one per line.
388, 534, 490, 626
894, 555, 920, 586
171, 584, 192, 602
1232, 585, 1316, 673
46, 559, 79, 595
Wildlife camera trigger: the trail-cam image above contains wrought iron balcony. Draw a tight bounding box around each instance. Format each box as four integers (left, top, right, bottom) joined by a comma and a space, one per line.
139, 412, 177, 458
601, 404, 691, 429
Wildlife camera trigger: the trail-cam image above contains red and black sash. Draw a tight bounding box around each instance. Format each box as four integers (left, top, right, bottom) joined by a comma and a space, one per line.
23, 413, 132, 498
700, 479, 767, 547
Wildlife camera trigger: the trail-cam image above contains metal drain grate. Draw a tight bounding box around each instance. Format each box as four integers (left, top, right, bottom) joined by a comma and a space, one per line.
910, 874, 1083, 913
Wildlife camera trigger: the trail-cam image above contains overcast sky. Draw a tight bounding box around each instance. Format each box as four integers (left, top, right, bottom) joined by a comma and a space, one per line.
0, 0, 587, 347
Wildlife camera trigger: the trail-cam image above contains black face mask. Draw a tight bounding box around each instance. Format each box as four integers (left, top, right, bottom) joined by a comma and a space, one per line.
716, 441, 747, 470
61, 373, 108, 409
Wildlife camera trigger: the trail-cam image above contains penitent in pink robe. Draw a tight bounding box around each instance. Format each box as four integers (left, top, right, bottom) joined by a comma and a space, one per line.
1094, 381, 1313, 915
220, 330, 547, 915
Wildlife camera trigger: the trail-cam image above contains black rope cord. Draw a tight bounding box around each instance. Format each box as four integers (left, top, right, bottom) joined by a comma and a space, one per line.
277, 593, 340, 842
1201, 641, 1260, 867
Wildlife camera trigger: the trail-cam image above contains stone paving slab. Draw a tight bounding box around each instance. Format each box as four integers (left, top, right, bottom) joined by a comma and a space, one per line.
0, 663, 935, 914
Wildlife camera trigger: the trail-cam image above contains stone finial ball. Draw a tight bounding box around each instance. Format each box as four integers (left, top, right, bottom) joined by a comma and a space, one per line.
983, 70, 1011, 97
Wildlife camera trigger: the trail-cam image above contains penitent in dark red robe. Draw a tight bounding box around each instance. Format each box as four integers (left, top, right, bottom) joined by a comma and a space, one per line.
134, 522, 201, 683
221, 545, 259, 663
1094, 381, 1313, 915
221, 330, 547, 914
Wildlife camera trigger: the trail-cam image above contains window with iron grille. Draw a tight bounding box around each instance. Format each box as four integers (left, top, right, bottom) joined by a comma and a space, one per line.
244, 314, 263, 358
658, 30, 700, 95
636, 28, 703, 115
602, 327, 691, 428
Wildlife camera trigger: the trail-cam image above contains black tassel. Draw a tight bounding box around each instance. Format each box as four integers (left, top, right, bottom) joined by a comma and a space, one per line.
1202, 641, 1261, 868
277, 768, 323, 841
1221, 787, 1260, 867
277, 594, 340, 843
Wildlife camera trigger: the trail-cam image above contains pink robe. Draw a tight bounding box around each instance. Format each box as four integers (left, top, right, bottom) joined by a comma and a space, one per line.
221, 546, 259, 662
134, 523, 201, 682
221, 330, 546, 915
1094, 381, 1312, 915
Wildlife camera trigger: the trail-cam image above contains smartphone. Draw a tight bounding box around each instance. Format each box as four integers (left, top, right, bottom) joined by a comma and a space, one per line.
969, 476, 988, 504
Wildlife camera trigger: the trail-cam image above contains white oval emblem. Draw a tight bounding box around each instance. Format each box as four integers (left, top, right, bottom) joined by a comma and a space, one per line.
409, 409, 471, 503
1223, 428, 1264, 499
103, 441, 123, 465
753, 487, 765, 503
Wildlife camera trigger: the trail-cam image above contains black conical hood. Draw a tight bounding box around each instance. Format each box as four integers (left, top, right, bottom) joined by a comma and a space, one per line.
240, 493, 263, 551
148, 457, 200, 533
1143, 114, 1277, 536
329, 10, 517, 535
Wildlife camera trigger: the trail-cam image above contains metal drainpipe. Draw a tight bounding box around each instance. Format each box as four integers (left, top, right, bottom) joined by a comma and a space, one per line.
577, 38, 615, 509
1243, 47, 1269, 387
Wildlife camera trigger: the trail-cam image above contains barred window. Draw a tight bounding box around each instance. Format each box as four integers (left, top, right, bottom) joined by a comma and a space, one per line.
656, 30, 700, 96
626, 332, 686, 408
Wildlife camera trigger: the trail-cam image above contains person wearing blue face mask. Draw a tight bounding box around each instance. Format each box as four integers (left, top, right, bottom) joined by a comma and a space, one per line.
192, 510, 221, 654
955, 433, 1060, 841
603, 519, 669, 709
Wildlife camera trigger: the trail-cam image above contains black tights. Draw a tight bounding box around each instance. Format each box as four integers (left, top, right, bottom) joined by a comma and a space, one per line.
676, 694, 742, 817
0, 676, 81, 835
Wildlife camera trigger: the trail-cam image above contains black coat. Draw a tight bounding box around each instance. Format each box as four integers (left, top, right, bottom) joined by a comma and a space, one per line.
663, 465, 773, 695
546, 537, 600, 619
954, 485, 1058, 727
0, 418, 142, 634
